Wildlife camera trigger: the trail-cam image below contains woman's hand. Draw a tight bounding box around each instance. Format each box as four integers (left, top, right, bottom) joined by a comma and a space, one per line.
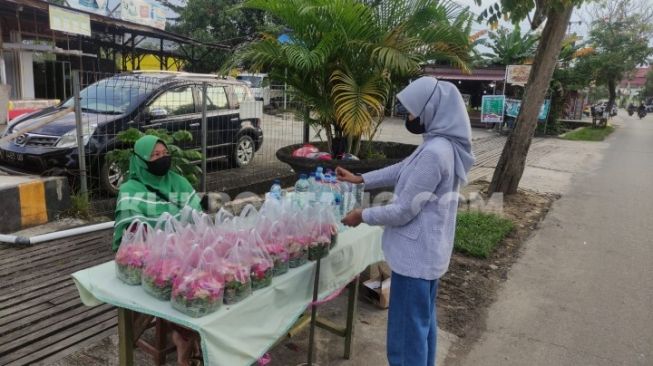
341, 208, 363, 227
336, 167, 363, 184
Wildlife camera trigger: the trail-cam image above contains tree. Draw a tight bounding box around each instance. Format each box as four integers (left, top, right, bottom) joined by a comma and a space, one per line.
546, 36, 593, 128
576, 0, 653, 115
483, 25, 539, 66
642, 69, 653, 100
478, 0, 580, 195
232, 0, 473, 155
170, 0, 273, 72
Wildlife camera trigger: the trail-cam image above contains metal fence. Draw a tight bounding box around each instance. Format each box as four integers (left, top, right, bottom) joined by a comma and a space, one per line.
63, 70, 306, 213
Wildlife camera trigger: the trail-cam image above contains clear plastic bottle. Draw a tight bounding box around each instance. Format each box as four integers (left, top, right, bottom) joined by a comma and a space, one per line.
312, 175, 323, 204
322, 174, 334, 205
270, 179, 282, 201
316, 166, 324, 181
294, 174, 310, 207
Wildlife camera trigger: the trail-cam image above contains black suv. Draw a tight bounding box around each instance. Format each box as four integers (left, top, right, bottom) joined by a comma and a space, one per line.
0, 72, 263, 194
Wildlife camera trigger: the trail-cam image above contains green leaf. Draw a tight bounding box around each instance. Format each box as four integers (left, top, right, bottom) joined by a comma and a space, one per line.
172, 130, 194, 143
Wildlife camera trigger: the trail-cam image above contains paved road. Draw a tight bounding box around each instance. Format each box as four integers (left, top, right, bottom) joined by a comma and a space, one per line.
450, 115, 653, 365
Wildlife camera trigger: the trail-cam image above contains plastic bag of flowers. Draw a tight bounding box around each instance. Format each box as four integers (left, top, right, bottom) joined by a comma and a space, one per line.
263, 221, 289, 276
115, 220, 150, 285
142, 234, 185, 301
223, 239, 253, 305
308, 207, 331, 261
247, 231, 275, 290
286, 215, 309, 268
171, 247, 225, 317
322, 206, 340, 250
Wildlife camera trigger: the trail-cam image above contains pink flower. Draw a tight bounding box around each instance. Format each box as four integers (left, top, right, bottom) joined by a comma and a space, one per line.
143, 258, 183, 286
173, 270, 224, 301
265, 243, 289, 261
224, 262, 250, 284
251, 259, 272, 279
115, 244, 149, 267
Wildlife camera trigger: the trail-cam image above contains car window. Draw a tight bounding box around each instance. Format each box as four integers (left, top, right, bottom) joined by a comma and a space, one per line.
62, 77, 156, 114
204, 86, 229, 110
149, 86, 195, 116
233, 86, 253, 103
236, 75, 263, 88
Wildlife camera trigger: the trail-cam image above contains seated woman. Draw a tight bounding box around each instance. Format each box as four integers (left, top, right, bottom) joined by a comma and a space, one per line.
112, 135, 202, 366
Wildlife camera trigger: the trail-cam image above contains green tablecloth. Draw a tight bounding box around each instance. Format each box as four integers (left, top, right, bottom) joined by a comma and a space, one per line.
72, 224, 384, 366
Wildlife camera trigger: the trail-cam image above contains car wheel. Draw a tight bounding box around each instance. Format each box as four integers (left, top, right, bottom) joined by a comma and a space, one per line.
231, 135, 255, 168
100, 158, 125, 195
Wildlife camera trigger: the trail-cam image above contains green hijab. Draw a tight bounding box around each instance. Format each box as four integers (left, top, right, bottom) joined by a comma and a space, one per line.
112, 135, 201, 251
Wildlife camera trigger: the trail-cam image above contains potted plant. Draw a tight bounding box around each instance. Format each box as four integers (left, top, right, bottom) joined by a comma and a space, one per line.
230, 0, 474, 167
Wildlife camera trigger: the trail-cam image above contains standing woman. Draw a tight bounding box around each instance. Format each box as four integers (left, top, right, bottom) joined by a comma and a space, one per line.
338, 77, 474, 366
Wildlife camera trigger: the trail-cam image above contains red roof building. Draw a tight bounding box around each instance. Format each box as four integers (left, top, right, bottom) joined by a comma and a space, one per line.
619, 67, 651, 89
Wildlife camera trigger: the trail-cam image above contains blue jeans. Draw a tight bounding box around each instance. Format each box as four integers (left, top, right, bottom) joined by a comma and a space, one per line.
387, 271, 439, 366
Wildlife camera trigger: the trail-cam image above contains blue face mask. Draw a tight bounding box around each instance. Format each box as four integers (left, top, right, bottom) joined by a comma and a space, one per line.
403, 80, 439, 135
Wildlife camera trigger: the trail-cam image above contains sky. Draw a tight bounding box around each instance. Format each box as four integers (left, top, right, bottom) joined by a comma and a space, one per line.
452, 0, 591, 38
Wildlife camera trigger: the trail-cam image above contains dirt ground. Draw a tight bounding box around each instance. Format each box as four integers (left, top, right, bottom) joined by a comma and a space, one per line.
439, 180, 558, 362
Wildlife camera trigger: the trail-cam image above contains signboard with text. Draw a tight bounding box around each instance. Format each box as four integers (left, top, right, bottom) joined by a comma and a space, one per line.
504, 98, 552, 122
481, 95, 505, 123
506, 65, 532, 86
49, 6, 91, 36
65, 0, 167, 30
120, 0, 167, 30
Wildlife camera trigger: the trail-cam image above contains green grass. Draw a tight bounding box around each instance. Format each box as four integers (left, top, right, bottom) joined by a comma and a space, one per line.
562, 125, 615, 141
66, 192, 91, 219
454, 211, 514, 258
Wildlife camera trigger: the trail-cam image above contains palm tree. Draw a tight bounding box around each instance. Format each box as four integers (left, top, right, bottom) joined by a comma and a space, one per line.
483, 25, 539, 66
230, 0, 473, 155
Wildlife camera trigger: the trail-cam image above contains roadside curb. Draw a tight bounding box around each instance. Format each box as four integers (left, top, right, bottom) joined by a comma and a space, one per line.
0, 176, 71, 233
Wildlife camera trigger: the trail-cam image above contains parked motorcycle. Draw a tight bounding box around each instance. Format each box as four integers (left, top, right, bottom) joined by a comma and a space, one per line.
638, 109, 647, 119
628, 107, 635, 116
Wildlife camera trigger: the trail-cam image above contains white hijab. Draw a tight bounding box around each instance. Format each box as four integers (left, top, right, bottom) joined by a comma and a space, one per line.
397, 76, 475, 185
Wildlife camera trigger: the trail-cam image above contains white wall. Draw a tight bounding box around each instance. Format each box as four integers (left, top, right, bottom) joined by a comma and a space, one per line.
19, 52, 34, 99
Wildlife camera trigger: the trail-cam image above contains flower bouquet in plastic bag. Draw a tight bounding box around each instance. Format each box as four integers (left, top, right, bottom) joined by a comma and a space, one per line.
142, 234, 184, 301
223, 240, 253, 305
323, 207, 339, 250
286, 216, 309, 268
247, 232, 274, 290
263, 222, 289, 276
115, 220, 150, 285
172, 247, 225, 317
308, 207, 331, 261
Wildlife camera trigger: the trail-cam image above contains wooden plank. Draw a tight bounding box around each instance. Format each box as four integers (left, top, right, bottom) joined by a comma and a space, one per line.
2, 313, 117, 365
0, 231, 110, 262
0, 255, 112, 304
0, 284, 79, 319
0, 277, 72, 310
0, 304, 114, 355
33, 327, 117, 366
0, 233, 110, 271
0, 302, 113, 349
0, 240, 110, 277
0, 297, 85, 334
0, 252, 113, 303
32, 327, 116, 366
0, 290, 83, 330
0, 250, 113, 292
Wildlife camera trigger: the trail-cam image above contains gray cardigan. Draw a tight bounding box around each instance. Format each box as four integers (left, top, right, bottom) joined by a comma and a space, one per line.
362, 136, 459, 280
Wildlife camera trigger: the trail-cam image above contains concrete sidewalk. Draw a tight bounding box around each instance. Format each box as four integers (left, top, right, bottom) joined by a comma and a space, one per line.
448, 116, 653, 366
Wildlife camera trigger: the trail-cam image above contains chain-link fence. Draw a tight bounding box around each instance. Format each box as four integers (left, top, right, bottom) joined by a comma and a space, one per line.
0, 70, 307, 216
